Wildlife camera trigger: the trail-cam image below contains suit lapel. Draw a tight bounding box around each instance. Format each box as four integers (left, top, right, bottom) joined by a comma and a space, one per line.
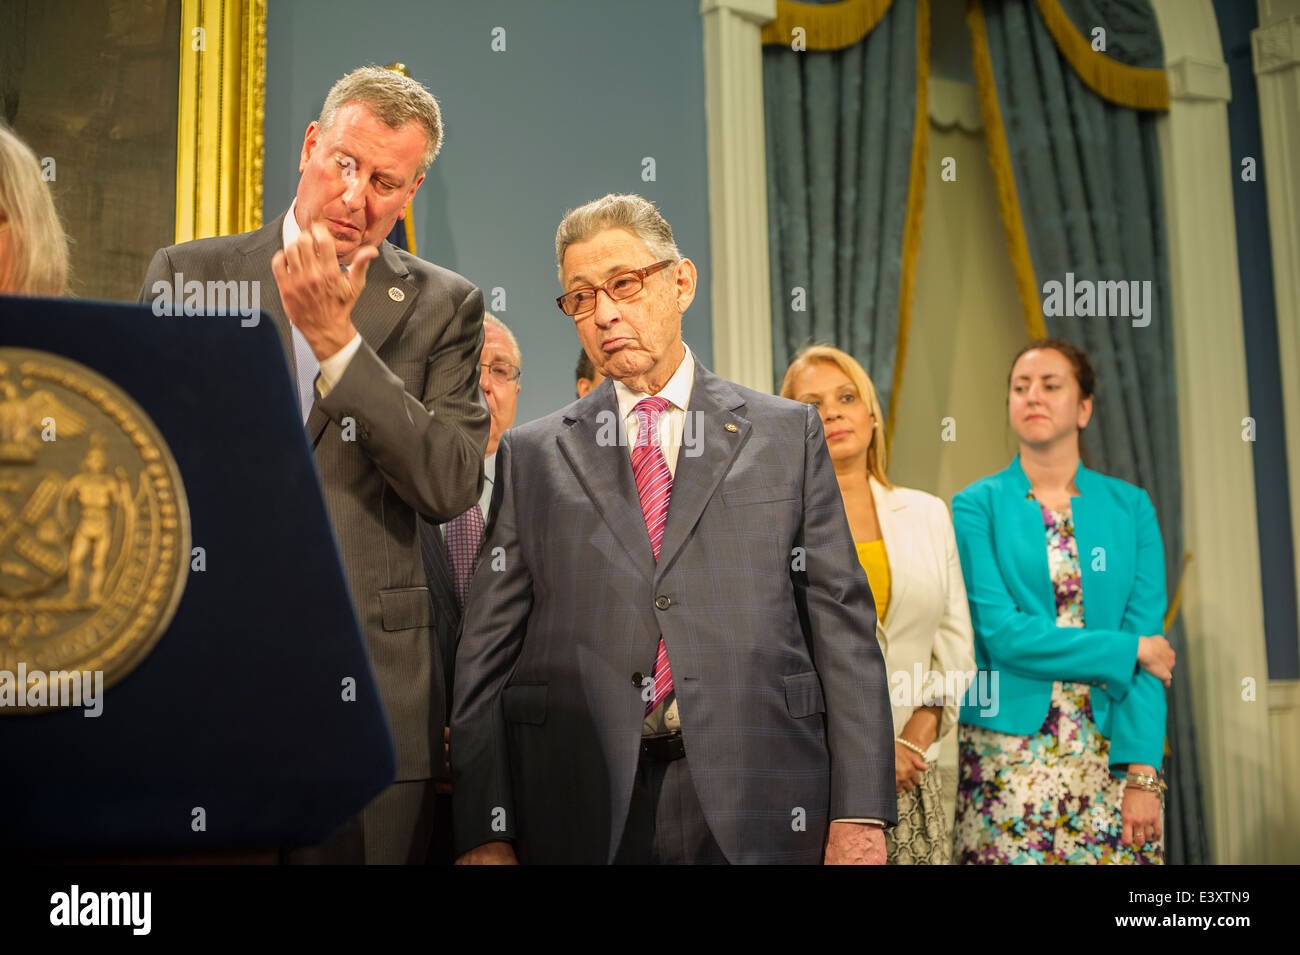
556, 380, 657, 583
231, 214, 293, 361
654, 364, 748, 581
306, 239, 417, 446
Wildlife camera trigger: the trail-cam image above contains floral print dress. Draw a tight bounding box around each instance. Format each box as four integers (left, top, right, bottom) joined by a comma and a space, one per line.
951, 494, 1163, 864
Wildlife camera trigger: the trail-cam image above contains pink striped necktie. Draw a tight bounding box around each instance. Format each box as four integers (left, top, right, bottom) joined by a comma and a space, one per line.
631, 396, 675, 715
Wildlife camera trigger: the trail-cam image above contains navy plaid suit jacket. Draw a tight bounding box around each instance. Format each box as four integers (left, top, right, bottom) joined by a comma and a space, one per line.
451, 361, 896, 863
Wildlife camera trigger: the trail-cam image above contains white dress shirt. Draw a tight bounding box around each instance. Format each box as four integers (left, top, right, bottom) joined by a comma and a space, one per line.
611, 341, 695, 478
613, 343, 693, 737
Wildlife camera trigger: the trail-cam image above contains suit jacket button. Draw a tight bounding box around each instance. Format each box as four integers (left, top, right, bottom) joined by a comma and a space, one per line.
1100, 683, 1107, 690
632, 672, 644, 688
655, 595, 671, 610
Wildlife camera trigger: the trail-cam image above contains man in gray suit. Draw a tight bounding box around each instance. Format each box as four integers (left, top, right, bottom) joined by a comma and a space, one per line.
451, 194, 895, 865
141, 66, 488, 863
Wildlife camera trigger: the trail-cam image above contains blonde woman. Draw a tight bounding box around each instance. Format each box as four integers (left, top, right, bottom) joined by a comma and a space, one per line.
0, 123, 68, 296
782, 345, 975, 864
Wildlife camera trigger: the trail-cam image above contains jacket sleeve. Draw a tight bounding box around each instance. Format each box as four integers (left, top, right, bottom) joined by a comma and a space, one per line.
793, 404, 897, 824
1103, 490, 1169, 770
951, 484, 1141, 695
928, 497, 977, 742
317, 281, 489, 523
138, 247, 172, 305
450, 430, 533, 854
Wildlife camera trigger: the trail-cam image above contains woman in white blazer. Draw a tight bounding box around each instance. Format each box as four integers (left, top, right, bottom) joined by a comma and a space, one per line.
782, 345, 976, 864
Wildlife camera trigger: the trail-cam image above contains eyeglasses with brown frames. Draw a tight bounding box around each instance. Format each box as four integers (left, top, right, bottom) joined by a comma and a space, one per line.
555, 260, 676, 318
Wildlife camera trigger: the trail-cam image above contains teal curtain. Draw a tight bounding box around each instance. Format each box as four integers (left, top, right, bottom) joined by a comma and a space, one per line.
762, 0, 918, 403
982, 0, 1208, 863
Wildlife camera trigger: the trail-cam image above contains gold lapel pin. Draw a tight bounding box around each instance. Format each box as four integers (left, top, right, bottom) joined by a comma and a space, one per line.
388, 287, 405, 302
725, 423, 738, 433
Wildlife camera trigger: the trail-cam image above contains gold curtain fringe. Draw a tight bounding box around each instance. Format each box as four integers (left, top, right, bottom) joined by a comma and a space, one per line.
885, 0, 929, 451
1033, 0, 1169, 111
967, 0, 1046, 340
760, 0, 893, 50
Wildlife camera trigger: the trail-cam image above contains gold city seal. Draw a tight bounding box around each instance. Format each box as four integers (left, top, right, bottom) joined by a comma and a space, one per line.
0, 349, 190, 713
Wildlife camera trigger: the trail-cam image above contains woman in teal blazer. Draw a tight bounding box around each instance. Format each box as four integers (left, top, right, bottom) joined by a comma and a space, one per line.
951, 339, 1176, 864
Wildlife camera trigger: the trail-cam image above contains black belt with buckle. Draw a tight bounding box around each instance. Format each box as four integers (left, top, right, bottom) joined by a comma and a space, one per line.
640, 732, 686, 762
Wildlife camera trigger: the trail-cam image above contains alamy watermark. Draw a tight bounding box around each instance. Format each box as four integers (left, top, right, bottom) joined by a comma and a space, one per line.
0, 664, 103, 716
889, 664, 999, 717
1041, 272, 1152, 328
595, 408, 704, 458
150, 272, 261, 327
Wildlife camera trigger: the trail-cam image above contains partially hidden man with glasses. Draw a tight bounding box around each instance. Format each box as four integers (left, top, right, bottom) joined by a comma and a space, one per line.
418, 312, 521, 861
450, 193, 897, 864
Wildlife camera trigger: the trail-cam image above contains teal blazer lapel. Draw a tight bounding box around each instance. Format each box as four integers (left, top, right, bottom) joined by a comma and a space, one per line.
1069, 464, 1120, 629
1007, 454, 1056, 619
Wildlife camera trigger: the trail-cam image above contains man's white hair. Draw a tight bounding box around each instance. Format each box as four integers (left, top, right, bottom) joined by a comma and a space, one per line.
483, 312, 521, 371
554, 193, 681, 281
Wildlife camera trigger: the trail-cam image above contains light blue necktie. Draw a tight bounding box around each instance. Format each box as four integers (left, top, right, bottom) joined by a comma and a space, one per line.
290, 325, 318, 423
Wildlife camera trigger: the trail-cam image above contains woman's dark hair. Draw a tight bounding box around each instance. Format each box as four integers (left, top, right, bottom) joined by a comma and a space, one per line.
1007, 337, 1096, 400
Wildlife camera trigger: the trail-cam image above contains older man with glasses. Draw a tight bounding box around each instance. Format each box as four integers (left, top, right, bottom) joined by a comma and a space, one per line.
450, 193, 896, 865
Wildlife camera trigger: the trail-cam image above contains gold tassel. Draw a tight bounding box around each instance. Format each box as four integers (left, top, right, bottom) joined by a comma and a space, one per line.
403, 201, 417, 256
1164, 551, 1193, 633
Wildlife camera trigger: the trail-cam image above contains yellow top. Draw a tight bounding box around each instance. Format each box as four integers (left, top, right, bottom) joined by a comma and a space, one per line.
855, 540, 891, 626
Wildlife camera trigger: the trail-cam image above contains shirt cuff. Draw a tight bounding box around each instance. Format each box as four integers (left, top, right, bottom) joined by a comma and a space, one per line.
315, 333, 363, 397
833, 818, 885, 826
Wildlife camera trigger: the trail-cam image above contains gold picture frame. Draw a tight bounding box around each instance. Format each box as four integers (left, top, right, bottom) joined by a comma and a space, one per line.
174, 0, 265, 243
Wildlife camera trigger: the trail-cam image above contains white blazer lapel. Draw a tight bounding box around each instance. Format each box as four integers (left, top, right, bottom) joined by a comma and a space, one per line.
870, 475, 912, 640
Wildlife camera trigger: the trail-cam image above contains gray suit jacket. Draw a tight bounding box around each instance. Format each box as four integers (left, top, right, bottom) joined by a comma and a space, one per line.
142, 214, 489, 783
451, 363, 896, 864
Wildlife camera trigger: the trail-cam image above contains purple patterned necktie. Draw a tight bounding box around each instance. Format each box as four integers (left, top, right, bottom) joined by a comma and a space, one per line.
444, 503, 485, 612
631, 396, 674, 715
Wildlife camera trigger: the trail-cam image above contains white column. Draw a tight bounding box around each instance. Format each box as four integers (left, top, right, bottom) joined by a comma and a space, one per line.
1151, 0, 1272, 864
1253, 0, 1300, 865
700, 0, 777, 392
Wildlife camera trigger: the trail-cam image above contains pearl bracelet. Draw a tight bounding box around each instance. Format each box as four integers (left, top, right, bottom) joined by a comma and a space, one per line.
895, 737, 927, 759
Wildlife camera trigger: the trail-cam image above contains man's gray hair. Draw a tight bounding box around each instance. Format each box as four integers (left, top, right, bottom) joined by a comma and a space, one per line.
483, 312, 521, 372
555, 193, 681, 281
317, 66, 443, 175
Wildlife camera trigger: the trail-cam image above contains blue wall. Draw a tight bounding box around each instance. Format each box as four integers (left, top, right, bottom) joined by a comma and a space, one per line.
264, 0, 713, 424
